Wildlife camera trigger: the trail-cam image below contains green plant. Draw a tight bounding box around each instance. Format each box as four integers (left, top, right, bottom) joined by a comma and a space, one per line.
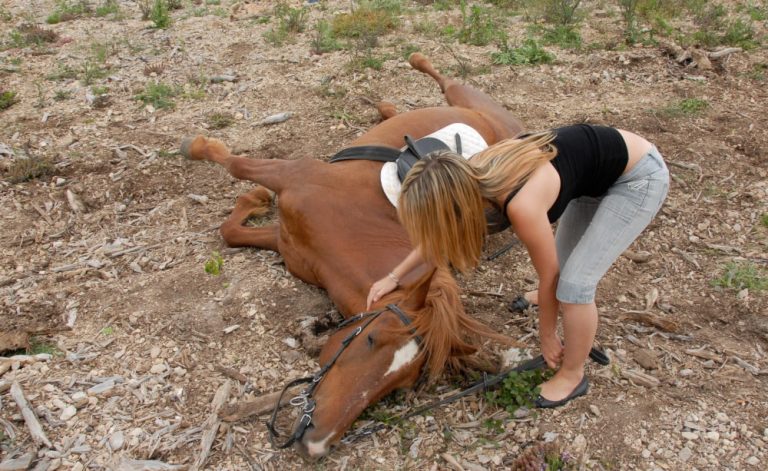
80, 60, 109, 86
492, 37, 555, 66
457, 2, 500, 46
482, 418, 504, 434
54, 90, 72, 101
485, 368, 552, 413
46, 64, 78, 81
0, 6, 12, 22
712, 261, 768, 292
95, 0, 120, 17
332, 1, 399, 39
5, 155, 55, 183
135, 81, 177, 109
542, 0, 582, 26
761, 213, 768, 228
540, 24, 582, 49
28, 337, 60, 356
722, 19, 758, 49
149, 0, 171, 29
100, 326, 114, 336
0, 90, 18, 110
13, 24, 60, 47
207, 111, 235, 129
204, 251, 224, 276
46, 0, 92, 24
311, 20, 342, 54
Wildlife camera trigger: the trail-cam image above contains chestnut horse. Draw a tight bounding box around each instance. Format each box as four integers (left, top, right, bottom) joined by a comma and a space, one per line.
181, 53, 524, 458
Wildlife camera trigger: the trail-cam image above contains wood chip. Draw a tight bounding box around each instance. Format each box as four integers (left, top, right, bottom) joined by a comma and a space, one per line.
622, 250, 652, 263
0, 452, 35, 471
191, 381, 231, 471
219, 391, 289, 422
684, 348, 722, 362
621, 311, 679, 333
621, 369, 660, 388
10, 382, 52, 447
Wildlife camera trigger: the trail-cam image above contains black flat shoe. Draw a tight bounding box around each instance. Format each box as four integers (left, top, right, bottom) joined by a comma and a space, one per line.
534, 376, 589, 409
508, 295, 537, 313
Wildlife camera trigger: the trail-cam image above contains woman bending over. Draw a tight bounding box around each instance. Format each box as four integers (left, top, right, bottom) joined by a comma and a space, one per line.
367, 124, 669, 408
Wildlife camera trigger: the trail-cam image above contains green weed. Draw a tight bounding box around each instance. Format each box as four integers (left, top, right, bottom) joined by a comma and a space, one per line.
400, 43, 420, 60
659, 98, 708, 117
0, 6, 12, 22
100, 326, 114, 336
760, 213, 768, 228
540, 24, 582, 49
712, 261, 767, 292
542, 0, 583, 26
5, 155, 55, 183
482, 418, 504, 434
29, 337, 60, 356
46, 0, 92, 24
311, 20, 342, 54
80, 60, 109, 86
0, 90, 18, 110
204, 251, 224, 276
492, 38, 555, 66
54, 90, 73, 101
95, 0, 121, 18
46, 64, 79, 81
264, 2, 309, 47
332, 1, 399, 39
485, 368, 552, 414
457, 2, 500, 46
135, 81, 177, 109
207, 111, 235, 129
149, 0, 171, 29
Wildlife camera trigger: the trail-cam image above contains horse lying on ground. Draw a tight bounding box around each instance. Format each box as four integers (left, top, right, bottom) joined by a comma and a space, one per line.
181, 53, 525, 458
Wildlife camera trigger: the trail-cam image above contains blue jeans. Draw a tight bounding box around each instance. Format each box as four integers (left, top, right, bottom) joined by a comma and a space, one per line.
555, 147, 669, 304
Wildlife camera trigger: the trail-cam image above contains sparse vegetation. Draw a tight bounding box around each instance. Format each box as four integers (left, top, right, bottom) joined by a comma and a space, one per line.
492, 37, 555, 66
204, 251, 224, 276
458, 2, 500, 46
485, 368, 552, 413
46, 0, 92, 24
332, 0, 400, 39
29, 337, 60, 356
712, 261, 768, 292
263, 1, 310, 47
761, 213, 768, 228
659, 97, 709, 117
149, 0, 171, 29
5, 154, 55, 183
207, 111, 235, 129
135, 81, 178, 109
0, 90, 18, 110
311, 20, 342, 54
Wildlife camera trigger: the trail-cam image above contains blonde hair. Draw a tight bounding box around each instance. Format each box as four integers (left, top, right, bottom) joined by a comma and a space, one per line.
397, 132, 557, 271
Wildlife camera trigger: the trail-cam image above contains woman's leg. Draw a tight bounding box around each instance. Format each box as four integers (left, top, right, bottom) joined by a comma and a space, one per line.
539, 148, 669, 402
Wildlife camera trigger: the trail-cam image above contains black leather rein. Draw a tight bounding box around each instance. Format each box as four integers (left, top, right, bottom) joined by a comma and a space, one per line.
267, 303, 420, 449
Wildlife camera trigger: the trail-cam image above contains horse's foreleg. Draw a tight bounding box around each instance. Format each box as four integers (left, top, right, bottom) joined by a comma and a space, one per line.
219, 187, 280, 251
408, 53, 524, 140
181, 135, 288, 192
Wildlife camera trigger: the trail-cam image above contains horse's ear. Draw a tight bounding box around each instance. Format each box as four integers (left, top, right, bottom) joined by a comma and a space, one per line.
399, 267, 435, 312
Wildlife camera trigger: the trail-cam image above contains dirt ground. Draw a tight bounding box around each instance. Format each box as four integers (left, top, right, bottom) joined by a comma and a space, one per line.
1, 1, 767, 470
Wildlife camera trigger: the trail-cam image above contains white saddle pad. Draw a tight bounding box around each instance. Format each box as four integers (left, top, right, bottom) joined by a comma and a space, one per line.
380, 123, 488, 207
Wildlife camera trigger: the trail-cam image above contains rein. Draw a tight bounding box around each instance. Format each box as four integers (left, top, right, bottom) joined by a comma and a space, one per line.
267, 303, 419, 449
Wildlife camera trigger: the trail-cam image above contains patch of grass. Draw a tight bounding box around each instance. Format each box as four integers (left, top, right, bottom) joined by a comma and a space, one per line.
95, 0, 121, 18
80, 60, 109, 86
0, 6, 12, 22
311, 19, 342, 54
482, 418, 504, 434
760, 213, 768, 228
332, 0, 400, 39
263, 2, 309, 47
660, 97, 709, 117
400, 43, 420, 60
135, 81, 177, 109
712, 261, 768, 292
721, 19, 758, 49
458, 2, 500, 46
100, 326, 114, 336
29, 337, 60, 356
46, 0, 92, 24
5, 155, 55, 183
148, 0, 171, 29
539, 24, 582, 49
54, 89, 72, 101
207, 111, 235, 129
492, 37, 555, 66
541, 0, 583, 26
0, 90, 18, 110
204, 251, 224, 276
47, 64, 79, 81
486, 368, 552, 414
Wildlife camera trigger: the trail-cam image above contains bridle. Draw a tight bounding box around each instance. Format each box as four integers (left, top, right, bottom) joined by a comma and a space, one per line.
267, 303, 420, 449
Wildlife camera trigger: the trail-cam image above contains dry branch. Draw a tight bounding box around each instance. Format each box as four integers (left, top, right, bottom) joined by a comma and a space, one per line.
219, 390, 288, 422
709, 47, 742, 59
214, 365, 248, 383
621, 369, 660, 388
10, 382, 52, 448
620, 311, 679, 333
191, 380, 231, 471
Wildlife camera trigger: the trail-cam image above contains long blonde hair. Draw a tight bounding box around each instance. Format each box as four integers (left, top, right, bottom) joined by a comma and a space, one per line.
398, 132, 556, 271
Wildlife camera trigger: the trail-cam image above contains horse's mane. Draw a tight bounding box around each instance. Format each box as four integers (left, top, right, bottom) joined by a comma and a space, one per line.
408, 268, 516, 380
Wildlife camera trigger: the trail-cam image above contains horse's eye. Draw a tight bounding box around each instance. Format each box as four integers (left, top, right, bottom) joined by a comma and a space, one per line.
367, 334, 375, 347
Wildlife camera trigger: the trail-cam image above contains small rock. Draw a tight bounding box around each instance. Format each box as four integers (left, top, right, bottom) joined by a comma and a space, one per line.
149, 363, 167, 374
641, 449, 651, 459
283, 337, 298, 349
572, 434, 587, 454
55, 177, 66, 187
60, 405, 77, 421
705, 431, 720, 441
715, 412, 729, 422
150, 346, 161, 359
633, 348, 659, 370
71, 392, 88, 408
678, 447, 693, 462
589, 404, 601, 417
681, 431, 699, 441
746, 456, 760, 466
542, 431, 559, 443
173, 367, 187, 377
679, 368, 694, 377
513, 407, 530, 419
109, 431, 124, 451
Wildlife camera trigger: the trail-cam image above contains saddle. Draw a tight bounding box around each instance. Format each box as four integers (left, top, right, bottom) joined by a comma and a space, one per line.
329, 131, 510, 234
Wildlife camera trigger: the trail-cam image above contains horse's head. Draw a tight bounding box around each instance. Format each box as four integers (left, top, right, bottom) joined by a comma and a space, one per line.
292, 272, 432, 458
288, 268, 513, 458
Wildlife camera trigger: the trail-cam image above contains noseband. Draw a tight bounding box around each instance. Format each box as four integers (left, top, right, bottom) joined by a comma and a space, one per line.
267, 304, 419, 449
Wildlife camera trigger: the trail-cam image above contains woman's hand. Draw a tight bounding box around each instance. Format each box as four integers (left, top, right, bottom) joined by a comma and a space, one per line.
367, 276, 398, 309
540, 331, 564, 369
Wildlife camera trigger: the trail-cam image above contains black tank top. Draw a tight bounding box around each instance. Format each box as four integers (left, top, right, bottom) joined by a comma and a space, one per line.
503, 124, 628, 223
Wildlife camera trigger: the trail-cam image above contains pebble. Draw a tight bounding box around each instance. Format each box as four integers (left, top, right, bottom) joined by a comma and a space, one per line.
150, 346, 161, 359
149, 363, 167, 374
706, 431, 720, 441
109, 431, 124, 451
589, 404, 601, 417
71, 392, 88, 407
641, 449, 651, 459
678, 447, 693, 462
747, 456, 760, 466
681, 431, 699, 441
60, 405, 77, 421
679, 368, 694, 377
513, 407, 530, 419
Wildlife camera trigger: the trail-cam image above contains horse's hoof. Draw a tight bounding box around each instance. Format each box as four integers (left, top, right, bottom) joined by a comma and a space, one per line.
180, 135, 204, 160
408, 52, 427, 70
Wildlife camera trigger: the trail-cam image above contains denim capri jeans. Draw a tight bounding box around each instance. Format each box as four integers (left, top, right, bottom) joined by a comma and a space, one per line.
554, 146, 670, 304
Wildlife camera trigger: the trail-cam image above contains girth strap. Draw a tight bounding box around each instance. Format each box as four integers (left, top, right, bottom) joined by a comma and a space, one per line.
329, 146, 400, 163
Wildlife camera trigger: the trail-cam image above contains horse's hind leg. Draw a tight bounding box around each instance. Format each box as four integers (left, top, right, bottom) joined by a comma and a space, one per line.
220, 187, 279, 251
181, 135, 288, 192
376, 101, 398, 120
408, 53, 524, 140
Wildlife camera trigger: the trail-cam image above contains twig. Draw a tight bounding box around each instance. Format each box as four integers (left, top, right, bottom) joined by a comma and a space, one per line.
214, 365, 248, 383
671, 247, 700, 269
219, 391, 289, 422
10, 382, 52, 448
708, 47, 742, 59
235, 443, 263, 471
191, 381, 231, 471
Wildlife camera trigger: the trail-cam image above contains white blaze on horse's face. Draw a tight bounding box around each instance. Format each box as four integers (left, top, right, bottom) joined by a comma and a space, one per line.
306, 429, 336, 458
384, 339, 419, 377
